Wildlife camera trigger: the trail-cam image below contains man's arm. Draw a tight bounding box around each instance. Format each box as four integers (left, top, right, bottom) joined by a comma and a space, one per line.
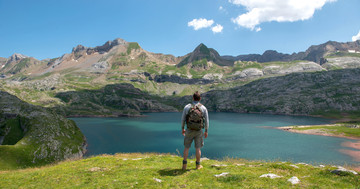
181, 104, 190, 136
203, 106, 209, 138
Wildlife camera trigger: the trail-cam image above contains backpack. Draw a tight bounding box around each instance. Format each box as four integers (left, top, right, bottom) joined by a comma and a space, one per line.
186, 104, 204, 131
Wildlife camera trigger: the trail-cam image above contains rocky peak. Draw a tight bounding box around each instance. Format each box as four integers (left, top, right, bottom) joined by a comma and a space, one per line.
260, 50, 292, 62
262, 50, 279, 56
177, 43, 233, 67
111, 38, 127, 46
72, 45, 87, 54
8, 53, 29, 62
93, 38, 127, 53
194, 43, 210, 55
71, 38, 128, 58
304, 40, 360, 62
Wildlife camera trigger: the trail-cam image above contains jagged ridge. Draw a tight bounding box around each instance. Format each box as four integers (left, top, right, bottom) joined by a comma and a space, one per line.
223, 40, 360, 63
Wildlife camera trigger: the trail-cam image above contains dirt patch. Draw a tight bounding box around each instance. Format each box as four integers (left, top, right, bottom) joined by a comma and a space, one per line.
352, 166, 360, 172
338, 149, 360, 162
277, 125, 360, 163
342, 141, 360, 150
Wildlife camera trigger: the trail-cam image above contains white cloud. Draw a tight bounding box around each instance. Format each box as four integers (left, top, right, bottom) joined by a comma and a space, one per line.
219, 6, 224, 10
229, 0, 336, 31
352, 30, 360, 41
188, 18, 214, 30
212, 24, 224, 33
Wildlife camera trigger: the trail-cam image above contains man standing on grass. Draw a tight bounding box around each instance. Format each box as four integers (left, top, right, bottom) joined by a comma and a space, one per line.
181, 91, 209, 170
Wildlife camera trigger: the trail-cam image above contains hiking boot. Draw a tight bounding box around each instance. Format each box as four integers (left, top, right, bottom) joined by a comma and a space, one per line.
182, 160, 187, 171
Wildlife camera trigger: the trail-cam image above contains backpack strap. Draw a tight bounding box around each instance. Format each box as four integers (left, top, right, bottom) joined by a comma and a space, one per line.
187, 103, 202, 117
193, 103, 202, 109
195, 104, 203, 114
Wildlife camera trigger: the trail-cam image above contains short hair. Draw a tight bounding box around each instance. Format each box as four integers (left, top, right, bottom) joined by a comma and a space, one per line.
193, 91, 201, 101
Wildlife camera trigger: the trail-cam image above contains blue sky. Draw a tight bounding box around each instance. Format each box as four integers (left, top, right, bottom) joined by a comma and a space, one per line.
0, 0, 360, 60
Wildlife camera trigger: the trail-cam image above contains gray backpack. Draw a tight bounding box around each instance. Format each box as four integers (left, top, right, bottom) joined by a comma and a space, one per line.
186, 104, 203, 131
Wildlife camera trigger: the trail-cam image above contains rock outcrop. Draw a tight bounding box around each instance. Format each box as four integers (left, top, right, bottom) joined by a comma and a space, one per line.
72, 38, 127, 58
8, 53, 29, 63
322, 57, 360, 69
331, 166, 358, 175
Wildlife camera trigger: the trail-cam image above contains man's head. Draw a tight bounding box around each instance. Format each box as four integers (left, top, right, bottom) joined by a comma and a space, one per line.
193, 91, 201, 101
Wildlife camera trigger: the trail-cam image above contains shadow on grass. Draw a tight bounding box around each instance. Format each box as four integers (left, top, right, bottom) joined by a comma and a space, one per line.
158, 168, 188, 176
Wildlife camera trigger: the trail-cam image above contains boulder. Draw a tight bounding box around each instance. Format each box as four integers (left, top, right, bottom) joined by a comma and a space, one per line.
323, 57, 360, 69
287, 176, 300, 184
214, 172, 229, 178
259, 173, 282, 179
331, 167, 358, 175
243, 68, 263, 77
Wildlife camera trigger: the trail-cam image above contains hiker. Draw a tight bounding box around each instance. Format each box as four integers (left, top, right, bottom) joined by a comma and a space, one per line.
181, 91, 209, 170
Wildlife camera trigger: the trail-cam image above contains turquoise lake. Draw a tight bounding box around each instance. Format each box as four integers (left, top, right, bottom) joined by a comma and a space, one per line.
71, 112, 359, 166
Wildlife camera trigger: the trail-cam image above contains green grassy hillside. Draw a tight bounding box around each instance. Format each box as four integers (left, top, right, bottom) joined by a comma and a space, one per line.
0, 91, 86, 170
291, 123, 360, 138
0, 153, 358, 188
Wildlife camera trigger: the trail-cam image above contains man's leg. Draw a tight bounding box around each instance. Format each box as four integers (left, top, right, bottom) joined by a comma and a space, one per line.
195, 148, 201, 162
183, 147, 190, 161
182, 147, 190, 170
194, 131, 204, 169
195, 148, 203, 169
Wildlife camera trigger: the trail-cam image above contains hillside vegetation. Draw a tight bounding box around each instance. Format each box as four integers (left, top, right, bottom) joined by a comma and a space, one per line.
0, 91, 86, 170
284, 122, 360, 139
196, 68, 360, 117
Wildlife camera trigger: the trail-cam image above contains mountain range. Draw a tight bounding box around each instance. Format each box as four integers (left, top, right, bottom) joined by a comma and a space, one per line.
223, 40, 360, 64
1, 39, 360, 77
0, 38, 360, 118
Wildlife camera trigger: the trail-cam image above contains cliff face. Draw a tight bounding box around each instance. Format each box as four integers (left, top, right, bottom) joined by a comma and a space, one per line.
176, 68, 360, 116
0, 91, 87, 170
54, 83, 179, 117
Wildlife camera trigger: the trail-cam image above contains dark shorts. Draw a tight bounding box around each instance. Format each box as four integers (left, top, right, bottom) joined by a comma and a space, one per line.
184, 129, 204, 149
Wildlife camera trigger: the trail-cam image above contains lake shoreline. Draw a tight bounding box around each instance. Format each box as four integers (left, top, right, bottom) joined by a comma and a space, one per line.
276, 124, 360, 168
65, 111, 340, 119
67, 114, 146, 118
275, 125, 360, 140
